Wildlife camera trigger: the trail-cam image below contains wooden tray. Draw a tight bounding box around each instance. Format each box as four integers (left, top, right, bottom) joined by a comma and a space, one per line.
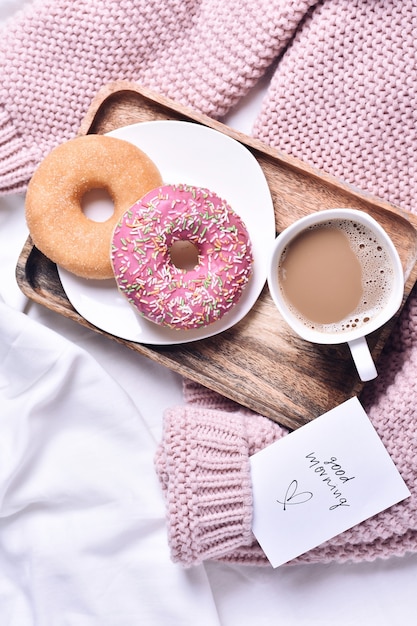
16, 81, 417, 430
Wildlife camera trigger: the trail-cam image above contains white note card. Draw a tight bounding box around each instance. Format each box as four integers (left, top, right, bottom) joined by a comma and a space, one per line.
249, 397, 410, 568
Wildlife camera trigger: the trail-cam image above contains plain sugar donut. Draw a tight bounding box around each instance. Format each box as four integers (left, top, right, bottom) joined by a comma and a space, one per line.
25, 134, 162, 279
111, 183, 253, 329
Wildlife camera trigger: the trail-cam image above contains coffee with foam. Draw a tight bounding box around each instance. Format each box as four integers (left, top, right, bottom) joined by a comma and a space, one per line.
278, 219, 395, 335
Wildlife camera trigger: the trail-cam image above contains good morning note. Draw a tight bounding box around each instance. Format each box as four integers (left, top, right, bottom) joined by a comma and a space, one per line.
249, 397, 410, 568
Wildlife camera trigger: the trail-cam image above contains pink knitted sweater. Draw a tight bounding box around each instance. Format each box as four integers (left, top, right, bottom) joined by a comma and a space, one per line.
2, 0, 417, 566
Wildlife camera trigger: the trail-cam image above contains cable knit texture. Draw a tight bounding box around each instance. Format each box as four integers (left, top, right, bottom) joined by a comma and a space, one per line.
154, 408, 256, 566
2, 0, 417, 566
254, 0, 417, 213
0, 0, 315, 194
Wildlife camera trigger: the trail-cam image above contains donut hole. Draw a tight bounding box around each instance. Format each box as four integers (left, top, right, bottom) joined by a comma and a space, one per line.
169, 240, 199, 271
81, 188, 114, 222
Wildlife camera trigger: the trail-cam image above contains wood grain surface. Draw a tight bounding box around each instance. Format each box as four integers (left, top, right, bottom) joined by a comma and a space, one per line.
15, 81, 417, 430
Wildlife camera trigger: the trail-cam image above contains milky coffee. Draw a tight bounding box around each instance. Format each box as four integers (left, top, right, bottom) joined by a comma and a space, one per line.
278, 218, 395, 333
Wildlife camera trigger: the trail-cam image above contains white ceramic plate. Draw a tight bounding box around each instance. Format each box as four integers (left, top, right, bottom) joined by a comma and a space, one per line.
57, 120, 275, 345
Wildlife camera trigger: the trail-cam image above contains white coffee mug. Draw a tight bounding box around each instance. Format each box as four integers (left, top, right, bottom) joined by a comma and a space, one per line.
267, 208, 404, 381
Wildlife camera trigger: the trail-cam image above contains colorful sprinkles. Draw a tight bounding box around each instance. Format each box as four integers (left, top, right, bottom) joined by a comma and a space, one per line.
111, 183, 254, 330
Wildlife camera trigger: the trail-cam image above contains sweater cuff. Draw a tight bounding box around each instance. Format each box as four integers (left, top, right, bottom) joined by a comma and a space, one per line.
154, 406, 254, 567
0, 106, 40, 194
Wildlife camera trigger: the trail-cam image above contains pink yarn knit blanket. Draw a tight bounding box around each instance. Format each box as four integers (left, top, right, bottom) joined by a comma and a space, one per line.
2, 0, 417, 566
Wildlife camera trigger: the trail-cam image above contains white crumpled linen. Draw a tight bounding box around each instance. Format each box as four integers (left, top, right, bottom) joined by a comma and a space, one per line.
0, 300, 219, 625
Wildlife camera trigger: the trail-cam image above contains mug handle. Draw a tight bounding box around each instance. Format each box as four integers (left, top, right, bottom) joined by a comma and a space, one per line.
348, 337, 378, 382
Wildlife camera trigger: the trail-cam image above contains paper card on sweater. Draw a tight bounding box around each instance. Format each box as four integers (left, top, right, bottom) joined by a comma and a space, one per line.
249, 397, 410, 568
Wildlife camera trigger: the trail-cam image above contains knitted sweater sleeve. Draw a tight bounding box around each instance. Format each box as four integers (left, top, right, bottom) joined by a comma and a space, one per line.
0, 0, 316, 195
156, 353, 417, 567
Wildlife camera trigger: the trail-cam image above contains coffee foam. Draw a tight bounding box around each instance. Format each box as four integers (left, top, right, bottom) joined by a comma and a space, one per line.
280, 218, 395, 334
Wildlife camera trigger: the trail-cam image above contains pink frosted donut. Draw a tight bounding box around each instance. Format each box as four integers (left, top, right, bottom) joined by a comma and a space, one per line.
111, 183, 253, 330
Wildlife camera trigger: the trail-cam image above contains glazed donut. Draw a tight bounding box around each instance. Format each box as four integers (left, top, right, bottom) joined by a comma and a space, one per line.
25, 134, 162, 279
111, 183, 253, 330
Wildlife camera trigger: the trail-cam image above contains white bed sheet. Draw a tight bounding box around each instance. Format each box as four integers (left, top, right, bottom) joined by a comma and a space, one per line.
1, 1, 417, 624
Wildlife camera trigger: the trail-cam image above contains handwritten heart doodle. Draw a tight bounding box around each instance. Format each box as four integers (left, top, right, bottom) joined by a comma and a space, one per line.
277, 479, 313, 511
